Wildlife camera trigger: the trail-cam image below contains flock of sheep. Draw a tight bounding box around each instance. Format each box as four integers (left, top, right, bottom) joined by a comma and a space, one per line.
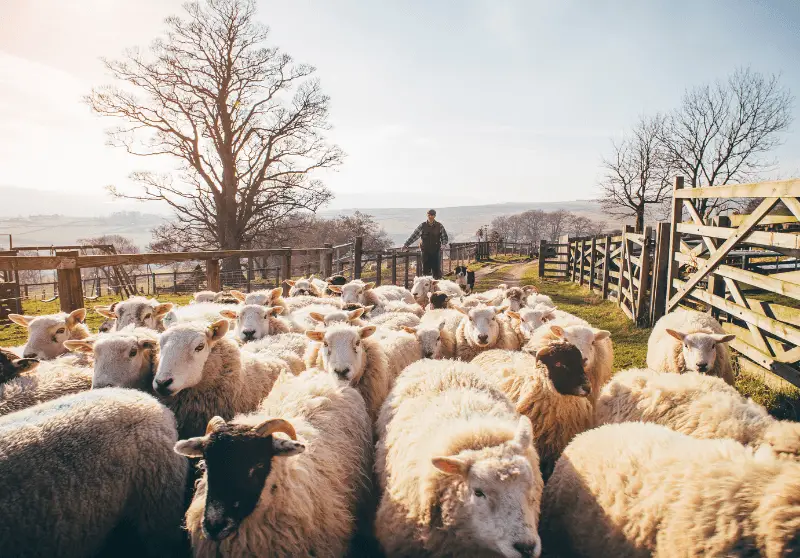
0, 272, 798, 557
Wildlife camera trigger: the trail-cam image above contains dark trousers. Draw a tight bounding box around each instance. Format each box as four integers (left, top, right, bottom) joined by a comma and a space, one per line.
422, 250, 442, 279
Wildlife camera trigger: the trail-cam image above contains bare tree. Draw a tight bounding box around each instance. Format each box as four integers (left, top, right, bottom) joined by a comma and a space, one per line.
660, 68, 793, 217
600, 115, 671, 233
568, 215, 606, 237
544, 210, 571, 241
87, 0, 341, 272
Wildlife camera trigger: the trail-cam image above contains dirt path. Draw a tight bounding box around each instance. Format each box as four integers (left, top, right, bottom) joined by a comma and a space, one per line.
474, 261, 537, 289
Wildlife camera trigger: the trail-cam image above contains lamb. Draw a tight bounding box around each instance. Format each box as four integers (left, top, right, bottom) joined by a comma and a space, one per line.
473, 344, 593, 479
219, 304, 290, 342
402, 318, 456, 360
306, 324, 391, 423
0, 357, 93, 416
595, 368, 800, 459
374, 359, 544, 558
332, 280, 415, 312
64, 326, 159, 391
541, 422, 800, 557
368, 311, 421, 331
8, 308, 89, 359
647, 308, 736, 385
192, 290, 217, 304
0, 348, 38, 383
324, 273, 348, 296
176, 370, 372, 557
153, 319, 293, 439
506, 303, 558, 345
455, 305, 520, 362
525, 322, 612, 404
0, 388, 188, 558
95, 297, 174, 332
285, 277, 324, 298
162, 302, 236, 329
410, 275, 463, 306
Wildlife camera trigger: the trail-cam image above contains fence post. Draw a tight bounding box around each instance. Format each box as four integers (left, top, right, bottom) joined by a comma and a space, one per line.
570, 240, 577, 282
247, 257, 253, 292
375, 253, 383, 286
579, 239, 587, 286
281, 248, 292, 296
404, 253, 410, 289
589, 237, 597, 291
391, 251, 398, 285
601, 235, 611, 299
353, 236, 363, 280
55, 251, 84, 313
664, 176, 684, 315
323, 244, 333, 279
206, 260, 221, 292
650, 222, 670, 325
706, 216, 729, 319
618, 228, 630, 313
538, 240, 546, 278
416, 253, 423, 278
636, 226, 652, 326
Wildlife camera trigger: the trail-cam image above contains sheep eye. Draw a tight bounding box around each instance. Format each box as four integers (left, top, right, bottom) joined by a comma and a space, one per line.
684, 343, 688, 348
474, 489, 486, 498
144, 313, 152, 320
56, 328, 66, 335
323, 341, 329, 347
195, 344, 205, 352
354, 340, 361, 348
129, 348, 138, 358
437, 336, 441, 342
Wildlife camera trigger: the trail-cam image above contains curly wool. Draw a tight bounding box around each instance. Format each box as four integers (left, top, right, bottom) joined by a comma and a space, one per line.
455, 315, 520, 362
541, 422, 800, 557
0, 358, 92, 416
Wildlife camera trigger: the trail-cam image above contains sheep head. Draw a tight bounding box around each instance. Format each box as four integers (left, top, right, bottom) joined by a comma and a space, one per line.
174, 416, 304, 541
411, 276, 435, 305
66, 327, 158, 391
309, 307, 365, 327
306, 324, 374, 384
545, 324, 610, 373
286, 278, 322, 298
404, 319, 447, 359
9, 308, 87, 359
508, 304, 557, 340
96, 297, 173, 331
464, 306, 503, 348
536, 342, 591, 397
430, 416, 542, 558
220, 305, 283, 343
0, 348, 38, 383
503, 287, 528, 312
428, 291, 450, 309
338, 280, 374, 305
153, 320, 229, 396
665, 328, 735, 374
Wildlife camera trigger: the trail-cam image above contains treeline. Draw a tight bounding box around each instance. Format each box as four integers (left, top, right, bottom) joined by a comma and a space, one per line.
490, 210, 606, 245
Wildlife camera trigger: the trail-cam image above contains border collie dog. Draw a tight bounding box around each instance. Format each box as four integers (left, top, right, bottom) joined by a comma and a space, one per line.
454, 266, 475, 294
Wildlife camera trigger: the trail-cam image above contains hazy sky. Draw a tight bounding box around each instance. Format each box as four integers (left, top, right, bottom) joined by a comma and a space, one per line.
2, 0, 800, 211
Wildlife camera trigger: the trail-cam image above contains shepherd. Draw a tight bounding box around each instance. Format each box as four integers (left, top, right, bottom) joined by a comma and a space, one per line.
403, 209, 449, 279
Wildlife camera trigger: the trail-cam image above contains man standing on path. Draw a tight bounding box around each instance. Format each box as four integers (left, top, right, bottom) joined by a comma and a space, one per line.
403, 209, 449, 279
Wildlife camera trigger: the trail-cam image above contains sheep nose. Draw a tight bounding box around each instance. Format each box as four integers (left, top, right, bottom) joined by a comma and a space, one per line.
697, 363, 708, 372
242, 330, 256, 341
154, 377, 174, 395
513, 542, 539, 558
477, 334, 489, 344
203, 514, 236, 541
424, 351, 434, 358
23, 351, 37, 359
334, 367, 350, 379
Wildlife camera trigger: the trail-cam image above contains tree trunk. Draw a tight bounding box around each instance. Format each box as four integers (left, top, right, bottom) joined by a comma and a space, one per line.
635, 207, 645, 234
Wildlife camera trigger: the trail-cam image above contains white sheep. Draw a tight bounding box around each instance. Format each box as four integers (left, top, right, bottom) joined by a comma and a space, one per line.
455, 305, 520, 362
306, 324, 391, 423
374, 359, 544, 558
153, 319, 293, 439
285, 277, 324, 298
218, 304, 290, 342
372, 328, 422, 379
0, 356, 93, 416
238, 333, 308, 374
0, 388, 188, 557
7, 309, 89, 360
162, 301, 237, 329
368, 311, 421, 331
192, 290, 217, 304
541, 422, 800, 557
506, 303, 558, 345
525, 322, 612, 404
647, 309, 736, 385
595, 368, 800, 459
331, 280, 414, 311
230, 287, 283, 309
176, 370, 372, 557
410, 275, 463, 306
402, 319, 456, 360
308, 306, 368, 328
95, 297, 174, 332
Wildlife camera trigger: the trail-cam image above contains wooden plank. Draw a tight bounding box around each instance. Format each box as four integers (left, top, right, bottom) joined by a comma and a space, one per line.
601, 235, 611, 299
744, 296, 800, 329
281, 249, 292, 296
650, 222, 670, 324
635, 225, 652, 325
620, 300, 634, 320
55, 251, 83, 313
672, 179, 800, 199
722, 321, 800, 363
676, 223, 800, 252
206, 260, 221, 292
729, 214, 798, 227
723, 277, 772, 354
664, 177, 685, 316
726, 335, 800, 386
579, 239, 587, 286
668, 197, 781, 311
781, 196, 800, 221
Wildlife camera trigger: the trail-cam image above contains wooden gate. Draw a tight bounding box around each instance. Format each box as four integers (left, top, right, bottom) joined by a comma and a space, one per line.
617, 226, 652, 326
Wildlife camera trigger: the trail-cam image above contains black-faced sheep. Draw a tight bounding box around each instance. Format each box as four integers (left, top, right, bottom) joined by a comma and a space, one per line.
0, 388, 188, 557
427, 290, 451, 309
541, 422, 800, 557
410, 275, 463, 306
176, 370, 372, 557
647, 308, 736, 385
374, 359, 544, 558
0, 348, 38, 383
455, 305, 520, 361
7, 308, 89, 359
324, 273, 348, 296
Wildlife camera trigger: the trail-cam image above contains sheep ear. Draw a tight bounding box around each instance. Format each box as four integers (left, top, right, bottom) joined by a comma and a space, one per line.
173, 437, 207, 458
285, 280, 296, 287
666, 329, 687, 342
507, 311, 521, 320
140, 339, 157, 351
328, 285, 342, 293
154, 303, 173, 318
432, 456, 469, 477
594, 330, 611, 342
348, 308, 366, 320
219, 309, 238, 320
364, 282, 375, 290
550, 325, 566, 338
63, 339, 95, 353
494, 306, 504, 315
230, 290, 246, 302
535, 345, 554, 359
513, 415, 534, 450
267, 306, 284, 315
363, 305, 375, 313
402, 326, 417, 334
711, 333, 736, 344
269, 287, 283, 300
67, 308, 87, 327
94, 306, 116, 319
359, 326, 377, 339
207, 319, 229, 343
13, 358, 39, 373
306, 330, 325, 342
7, 314, 32, 327
309, 312, 326, 323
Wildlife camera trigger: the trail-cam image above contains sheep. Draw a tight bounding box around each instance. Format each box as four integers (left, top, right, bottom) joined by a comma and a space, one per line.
239, 333, 308, 374
218, 304, 290, 342
426, 290, 451, 309
373, 328, 422, 379
284, 303, 362, 332
176, 370, 372, 557
595, 368, 800, 459
230, 287, 284, 309
525, 322, 612, 404
162, 302, 236, 329
0, 388, 188, 558
95, 297, 174, 332
473, 344, 593, 479
647, 308, 736, 385
368, 311, 421, 331
324, 273, 348, 296
306, 324, 391, 423
410, 275, 463, 306
459, 283, 508, 309
506, 303, 558, 345
501, 286, 529, 311
7, 308, 89, 360
524, 286, 554, 309
0, 357, 93, 416
455, 304, 520, 362
308, 306, 368, 328
541, 422, 800, 557
153, 319, 293, 439
377, 299, 425, 317
0, 348, 38, 383
402, 318, 457, 360
332, 280, 415, 312
192, 290, 217, 304
283, 294, 342, 313
285, 277, 324, 298
374, 359, 544, 558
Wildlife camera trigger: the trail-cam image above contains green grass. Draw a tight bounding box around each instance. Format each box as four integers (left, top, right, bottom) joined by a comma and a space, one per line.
0, 293, 193, 348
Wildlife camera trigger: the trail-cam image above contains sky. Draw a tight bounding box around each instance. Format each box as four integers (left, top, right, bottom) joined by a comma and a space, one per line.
1, 0, 800, 212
